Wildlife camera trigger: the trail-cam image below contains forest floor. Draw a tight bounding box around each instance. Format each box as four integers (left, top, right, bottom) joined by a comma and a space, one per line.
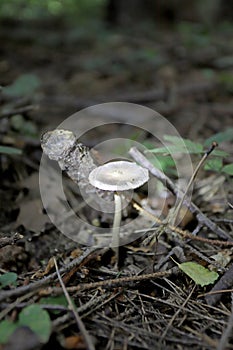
0, 17, 233, 350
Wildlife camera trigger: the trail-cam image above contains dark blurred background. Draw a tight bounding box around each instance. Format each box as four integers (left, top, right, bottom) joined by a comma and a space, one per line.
0, 0, 233, 135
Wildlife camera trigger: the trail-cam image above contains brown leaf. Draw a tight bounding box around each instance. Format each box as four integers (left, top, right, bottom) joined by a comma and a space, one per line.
15, 198, 48, 232
126, 245, 151, 253
63, 335, 86, 349
70, 248, 82, 259
15, 173, 49, 232
32, 257, 55, 278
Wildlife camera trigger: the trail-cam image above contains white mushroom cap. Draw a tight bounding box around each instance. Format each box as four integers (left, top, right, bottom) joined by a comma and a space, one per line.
88, 161, 149, 191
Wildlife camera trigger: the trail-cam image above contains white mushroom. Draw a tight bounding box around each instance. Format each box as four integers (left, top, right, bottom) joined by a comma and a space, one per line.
88, 161, 149, 267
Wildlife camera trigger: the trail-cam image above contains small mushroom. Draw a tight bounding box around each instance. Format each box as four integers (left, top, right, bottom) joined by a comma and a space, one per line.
88, 161, 149, 266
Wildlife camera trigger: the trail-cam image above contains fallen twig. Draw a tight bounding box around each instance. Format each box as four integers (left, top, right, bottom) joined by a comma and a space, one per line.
40, 269, 175, 296
133, 200, 233, 247
217, 292, 233, 350
54, 257, 95, 350
52, 291, 119, 330
0, 291, 35, 321
171, 142, 218, 225
0, 247, 100, 303
159, 285, 196, 345
205, 263, 233, 306
0, 232, 23, 248
129, 147, 232, 241
0, 105, 38, 118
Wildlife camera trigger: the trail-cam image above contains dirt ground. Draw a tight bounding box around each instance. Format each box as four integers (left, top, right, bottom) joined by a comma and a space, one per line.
0, 16, 233, 350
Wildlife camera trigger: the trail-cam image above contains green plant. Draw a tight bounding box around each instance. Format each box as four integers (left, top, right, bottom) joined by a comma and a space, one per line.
3, 74, 41, 98
0, 0, 106, 22
173, 260, 219, 287
10, 115, 38, 137
0, 146, 22, 155
0, 304, 52, 345
147, 128, 233, 176
0, 272, 17, 289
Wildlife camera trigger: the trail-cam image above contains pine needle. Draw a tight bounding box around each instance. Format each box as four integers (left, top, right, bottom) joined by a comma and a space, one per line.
53, 257, 95, 350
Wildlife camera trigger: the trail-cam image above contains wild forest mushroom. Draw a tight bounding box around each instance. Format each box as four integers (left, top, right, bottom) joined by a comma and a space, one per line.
88, 160, 149, 266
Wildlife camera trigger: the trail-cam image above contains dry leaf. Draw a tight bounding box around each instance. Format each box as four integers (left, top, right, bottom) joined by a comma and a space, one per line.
32, 257, 55, 278
70, 248, 82, 259
15, 198, 48, 232
63, 335, 86, 349
209, 249, 232, 270
126, 245, 151, 253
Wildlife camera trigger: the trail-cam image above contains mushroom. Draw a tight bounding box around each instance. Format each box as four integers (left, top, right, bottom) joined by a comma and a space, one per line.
88, 161, 149, 266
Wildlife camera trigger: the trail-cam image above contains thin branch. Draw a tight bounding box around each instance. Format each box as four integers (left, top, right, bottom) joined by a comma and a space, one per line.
41, 269, 175, 296
0, 105, 38, 118
172, 142, 218, 225
0, 292, 35, 320
198, 289, 233, 298
159, 284, 196, 344
132, 201, 233, 247
0, 232, 23, 248
205, 263, 233, 306
0, 247, 100, 303
217, 292, 233, 350
54, 257, 95, 350
53, 291, 119, 329
129, 147, 232, 241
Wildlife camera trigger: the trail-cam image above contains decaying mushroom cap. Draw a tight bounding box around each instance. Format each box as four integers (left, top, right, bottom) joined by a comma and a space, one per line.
88, 161, 149, 191
41, 129, 76, 161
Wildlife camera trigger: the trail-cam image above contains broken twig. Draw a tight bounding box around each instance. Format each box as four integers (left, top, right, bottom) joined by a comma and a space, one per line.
0, 232, 23, 248
129, 147, 232, 241
54, 257, 95, 350
0, 247, 100, 303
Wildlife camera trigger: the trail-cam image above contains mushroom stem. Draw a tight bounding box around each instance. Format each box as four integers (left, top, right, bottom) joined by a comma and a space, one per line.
112, 193, 122, 266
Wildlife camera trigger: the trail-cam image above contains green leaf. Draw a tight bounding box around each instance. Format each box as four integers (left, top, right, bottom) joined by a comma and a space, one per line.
222, 164, 233, 175
18, 304, 51, 343
0, 146, 22, 155
3, 74, 41, 98
39, 295, 68, 307
11, 115, 38, 136
204, 128, 233, 147
150, 134, 230, 157
0, 320, 18, 344
178, 261, 219, 286
0, 272, 17, 288
204, 158, 223, 172
39, 295, 68, 314
11, 114, 25, 130
163, 135, 187, 145
150, 146, 184, 155
149, 135, 203, 154
218, 72, 233, 93
150, 144, 202, 155
163, 135, 203, 154
181, 139, 203, 154
151, 155, 177, 175
211, 149, 229, 157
